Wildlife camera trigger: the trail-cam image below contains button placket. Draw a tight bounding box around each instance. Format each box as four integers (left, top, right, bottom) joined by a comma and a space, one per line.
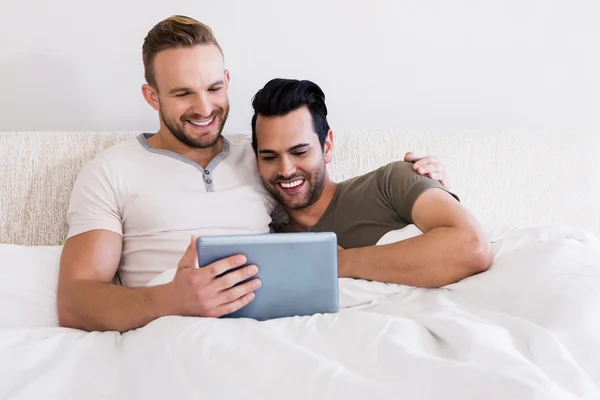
203, 168, 214, 191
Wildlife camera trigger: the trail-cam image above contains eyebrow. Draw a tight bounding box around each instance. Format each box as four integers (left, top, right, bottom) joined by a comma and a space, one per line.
258, 143, 310, 154
209, 80, 225, 88
168, 80, 225, 95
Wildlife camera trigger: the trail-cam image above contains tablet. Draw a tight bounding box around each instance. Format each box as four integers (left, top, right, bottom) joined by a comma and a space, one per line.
196, 232, 339, 321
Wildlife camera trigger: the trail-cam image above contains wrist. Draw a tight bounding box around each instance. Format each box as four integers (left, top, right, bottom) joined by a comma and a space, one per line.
337, 248, 355, 278
147, 282, 180, 318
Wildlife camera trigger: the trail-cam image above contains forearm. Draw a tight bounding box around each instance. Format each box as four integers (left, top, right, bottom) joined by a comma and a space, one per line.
338, 227, 492, 287
58, 280, 176, 332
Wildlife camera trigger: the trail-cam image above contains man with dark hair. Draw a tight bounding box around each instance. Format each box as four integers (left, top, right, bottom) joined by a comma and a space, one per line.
58, 16, 452, 332
252, 78, 493, 288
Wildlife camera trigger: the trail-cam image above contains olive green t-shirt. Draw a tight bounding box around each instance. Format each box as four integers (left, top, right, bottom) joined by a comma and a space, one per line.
278, 161, 459, 249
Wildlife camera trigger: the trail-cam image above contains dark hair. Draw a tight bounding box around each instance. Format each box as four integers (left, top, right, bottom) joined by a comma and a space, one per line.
142, 15, 223, 89
251, 78, 330, 152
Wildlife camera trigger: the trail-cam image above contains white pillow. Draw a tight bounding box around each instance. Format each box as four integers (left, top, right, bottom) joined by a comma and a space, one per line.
0, 244, 62, 328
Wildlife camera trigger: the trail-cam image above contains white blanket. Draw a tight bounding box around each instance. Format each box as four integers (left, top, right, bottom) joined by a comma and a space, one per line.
1, 224, 600, 399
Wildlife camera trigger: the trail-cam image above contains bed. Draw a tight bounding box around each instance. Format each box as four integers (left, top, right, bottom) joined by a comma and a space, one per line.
1, 130, 600, 399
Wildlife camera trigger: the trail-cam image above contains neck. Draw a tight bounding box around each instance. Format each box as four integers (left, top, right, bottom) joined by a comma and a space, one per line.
288, 178, 337, 231
147, 128, 222, 169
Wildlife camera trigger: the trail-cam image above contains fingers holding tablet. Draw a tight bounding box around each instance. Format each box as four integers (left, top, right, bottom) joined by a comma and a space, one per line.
171, 236, 260, 318
212, 279, 261, 317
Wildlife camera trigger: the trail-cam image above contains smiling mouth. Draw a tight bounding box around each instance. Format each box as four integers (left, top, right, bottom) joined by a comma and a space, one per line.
279, 179, 304, 189
187, 117, 215, 127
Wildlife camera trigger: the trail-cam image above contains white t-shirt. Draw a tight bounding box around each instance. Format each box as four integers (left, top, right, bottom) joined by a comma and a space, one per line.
66, 133, 281, 287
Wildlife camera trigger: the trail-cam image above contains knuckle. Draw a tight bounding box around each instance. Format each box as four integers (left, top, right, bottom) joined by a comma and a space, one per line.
239, 285, 252, 298
224, 273, 237, 288
208, 265, 220, 277
226, 288, 238, 303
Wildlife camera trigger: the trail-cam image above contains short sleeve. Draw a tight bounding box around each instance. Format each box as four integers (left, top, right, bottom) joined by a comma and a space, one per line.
66, 155, 123, 239
379, 161, 459, 224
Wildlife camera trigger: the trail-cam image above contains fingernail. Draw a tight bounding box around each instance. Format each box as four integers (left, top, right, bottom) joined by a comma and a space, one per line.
252, 279, 261, 289
420, 168, 427, 174
237, 255, 246, 264
248, 265, 258, 275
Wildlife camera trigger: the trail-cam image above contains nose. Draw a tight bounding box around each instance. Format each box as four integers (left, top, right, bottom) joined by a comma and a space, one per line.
278, 156, 296, 179
193, 93, 213, 117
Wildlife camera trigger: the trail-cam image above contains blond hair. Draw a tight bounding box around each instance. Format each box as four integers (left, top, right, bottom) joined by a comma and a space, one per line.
142, 15, 223, 88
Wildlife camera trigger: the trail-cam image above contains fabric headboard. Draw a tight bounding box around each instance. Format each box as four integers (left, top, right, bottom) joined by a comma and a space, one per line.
2, 131, 599, 246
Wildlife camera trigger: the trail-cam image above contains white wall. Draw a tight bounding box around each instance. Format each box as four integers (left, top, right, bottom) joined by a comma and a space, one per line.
0, 0, 598, 135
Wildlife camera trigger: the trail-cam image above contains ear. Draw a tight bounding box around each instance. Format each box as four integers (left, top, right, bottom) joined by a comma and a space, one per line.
323, 129, 334, 164
224, 69, 231, 88
142, 84, 160, 111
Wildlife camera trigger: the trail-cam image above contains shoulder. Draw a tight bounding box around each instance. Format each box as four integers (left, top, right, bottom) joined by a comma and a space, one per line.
222, 133, 257, 160
374, 161, 459, 203
375, 161, 419, 180
224, 133, 253, 150
101, 135, 143, 156
74, 136, 143, 185
87, 136, 142, 167
343, 161, 420, 191
336, 161, 416, 191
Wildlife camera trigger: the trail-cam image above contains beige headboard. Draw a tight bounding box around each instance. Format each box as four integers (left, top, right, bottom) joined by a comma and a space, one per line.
2, 130, 600, 246
1, 132, 137, 246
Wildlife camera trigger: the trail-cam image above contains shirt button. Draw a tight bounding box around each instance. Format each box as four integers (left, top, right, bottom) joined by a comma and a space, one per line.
205, 170, 210, 175
206, 179, 212, 184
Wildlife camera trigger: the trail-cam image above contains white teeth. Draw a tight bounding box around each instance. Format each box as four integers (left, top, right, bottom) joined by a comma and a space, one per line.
280, 180, 304, 188
189, 118, 214, 127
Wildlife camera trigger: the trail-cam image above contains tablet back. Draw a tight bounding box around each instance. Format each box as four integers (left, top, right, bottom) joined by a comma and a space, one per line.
196, 232, 339, 321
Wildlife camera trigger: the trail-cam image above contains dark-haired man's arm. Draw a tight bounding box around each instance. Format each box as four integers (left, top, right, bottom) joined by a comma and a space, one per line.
337, 188, 493, 288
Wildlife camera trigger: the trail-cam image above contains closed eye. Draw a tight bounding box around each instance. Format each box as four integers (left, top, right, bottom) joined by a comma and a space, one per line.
175, 92, 189, 97
292, 151, 307, 156
261, 156, 276, 161
208, 87, 223, 92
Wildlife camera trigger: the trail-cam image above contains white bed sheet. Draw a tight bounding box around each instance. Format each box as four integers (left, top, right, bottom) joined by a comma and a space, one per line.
1, 223, 600, 400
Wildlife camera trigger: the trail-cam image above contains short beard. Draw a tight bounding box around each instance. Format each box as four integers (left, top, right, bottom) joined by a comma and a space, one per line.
265, 157, 327, 210
159, 104, 229, 149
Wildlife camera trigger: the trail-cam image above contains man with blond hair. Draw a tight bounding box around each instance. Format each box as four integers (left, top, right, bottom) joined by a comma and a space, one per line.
58, 15, 451, 332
